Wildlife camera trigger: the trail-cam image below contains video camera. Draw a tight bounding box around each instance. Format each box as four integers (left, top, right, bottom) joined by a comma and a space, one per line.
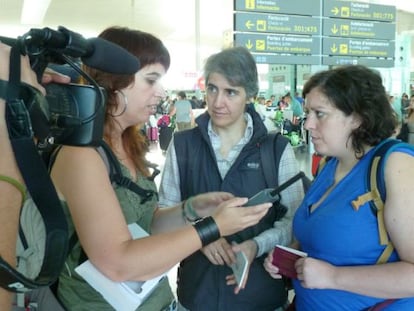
0, 25, 140, 147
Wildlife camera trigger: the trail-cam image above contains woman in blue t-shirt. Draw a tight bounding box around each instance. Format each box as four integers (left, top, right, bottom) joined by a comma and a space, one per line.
264, 65, 414, 310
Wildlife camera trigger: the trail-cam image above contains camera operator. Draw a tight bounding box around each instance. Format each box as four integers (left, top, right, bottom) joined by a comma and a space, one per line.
1, 29, 272, 311
0, 42, 69, 311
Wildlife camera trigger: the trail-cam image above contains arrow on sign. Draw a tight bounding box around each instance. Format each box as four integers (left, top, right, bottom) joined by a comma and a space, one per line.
331, 7, 339, 15
331, 24, 338, 34
245, 20, 255, 29
246, 40, 253, 49
331, 44, 338, 53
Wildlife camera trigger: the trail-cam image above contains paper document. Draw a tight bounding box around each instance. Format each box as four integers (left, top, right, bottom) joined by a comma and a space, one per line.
230, 250, 249, 286
75, 223, 166, 311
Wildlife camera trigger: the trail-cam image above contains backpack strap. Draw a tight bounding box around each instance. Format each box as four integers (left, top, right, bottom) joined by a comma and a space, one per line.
51, 142, 160, 266
260, 132, 289, 188
314, 155, 331, 177
97, 141, 159, 204
260, 132, 312, 192
351, 139, 403, 264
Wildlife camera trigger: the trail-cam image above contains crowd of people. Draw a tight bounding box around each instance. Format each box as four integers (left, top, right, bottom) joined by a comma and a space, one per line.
1, 24, 414, 311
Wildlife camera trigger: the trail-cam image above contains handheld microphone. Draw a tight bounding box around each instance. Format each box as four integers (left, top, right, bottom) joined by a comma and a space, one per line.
0, 26, 140, 75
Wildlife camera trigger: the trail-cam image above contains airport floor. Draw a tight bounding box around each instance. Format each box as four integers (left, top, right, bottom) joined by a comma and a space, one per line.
146, 139, 313, 299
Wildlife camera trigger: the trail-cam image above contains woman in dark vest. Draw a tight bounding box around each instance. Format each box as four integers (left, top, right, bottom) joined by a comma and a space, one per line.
159, 46, 304, 311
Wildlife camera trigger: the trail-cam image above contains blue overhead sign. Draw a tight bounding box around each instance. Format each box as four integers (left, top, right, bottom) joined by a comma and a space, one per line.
253, 53, 320, 65
234, 12, 320, 35
234, 33, 321, 55
323, 0, 396, 22
323, 19, 396, 40
322, 56, 394, 68
323, 37, 395, 58
233, 0, 396, 67
234, 0, 320, 16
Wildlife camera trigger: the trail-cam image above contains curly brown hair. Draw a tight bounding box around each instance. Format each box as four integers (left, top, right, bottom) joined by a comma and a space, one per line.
303, 65, 397, 158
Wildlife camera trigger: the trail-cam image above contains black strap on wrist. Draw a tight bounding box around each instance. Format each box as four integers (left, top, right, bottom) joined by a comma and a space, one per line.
0, 79, 8, 100
193, 216, 220, 247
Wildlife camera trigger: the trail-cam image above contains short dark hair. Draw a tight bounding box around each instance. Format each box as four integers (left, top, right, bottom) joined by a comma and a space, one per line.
203, 46, 258, 99
178, 91, 187, 99
303, 65, 397, 157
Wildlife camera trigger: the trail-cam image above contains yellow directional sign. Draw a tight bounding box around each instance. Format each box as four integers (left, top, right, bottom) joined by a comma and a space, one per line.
234, 12, 320, 35
323, 37, 394, 58
235, 0, 320, 16
339, 44, 348, 54
253, 53, 320, 65
340, 25, 350, 36
323, 0, 395, 22
323, 19, 395, 40
235, 33, 321, 54
245, 20, 255, 29
331, 24, 339, 34
233, 0, 396, 67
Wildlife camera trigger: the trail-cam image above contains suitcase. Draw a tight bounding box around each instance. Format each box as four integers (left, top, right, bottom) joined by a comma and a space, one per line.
159, 126, 173, 151
147, 126, 158, 142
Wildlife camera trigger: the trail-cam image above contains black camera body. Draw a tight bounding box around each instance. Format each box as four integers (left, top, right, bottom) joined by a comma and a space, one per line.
42, 83, 106, 146
10, 78, 107, 148
0, 26, 120, 148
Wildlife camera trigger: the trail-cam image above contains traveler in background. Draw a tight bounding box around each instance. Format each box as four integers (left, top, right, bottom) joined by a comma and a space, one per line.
173, 91, 193, 131
269, 94, 277, 108
159, 46, 303, 311
290, 93, 303, 119
190, 95, 201, 109
264, 65, 414, 310
161, 96, 173, 115
49, 27, 271, 311
388, 94, 402, 121
294, 91, 304, 107
277, 93, 290, 110
401, 92, 410, 121
401, 94, 414, 144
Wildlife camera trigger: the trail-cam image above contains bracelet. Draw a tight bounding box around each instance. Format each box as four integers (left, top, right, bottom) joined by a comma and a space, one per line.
193, 216, 221, 247
0, 174, 26, 206
0, 80, 8, 100
181, 197, 200, 223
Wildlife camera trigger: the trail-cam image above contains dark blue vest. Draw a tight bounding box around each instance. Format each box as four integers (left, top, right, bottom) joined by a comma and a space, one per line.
174, 107, 288, 310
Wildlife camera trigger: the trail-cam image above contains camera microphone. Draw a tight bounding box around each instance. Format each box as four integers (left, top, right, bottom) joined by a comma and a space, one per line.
0, 26, 140, 75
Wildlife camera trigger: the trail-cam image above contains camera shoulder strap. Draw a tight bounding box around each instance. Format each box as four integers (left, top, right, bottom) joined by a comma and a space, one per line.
0, 45, 68, 292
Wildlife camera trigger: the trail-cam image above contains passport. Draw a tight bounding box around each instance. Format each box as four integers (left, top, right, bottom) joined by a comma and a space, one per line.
272, 245, 307, 279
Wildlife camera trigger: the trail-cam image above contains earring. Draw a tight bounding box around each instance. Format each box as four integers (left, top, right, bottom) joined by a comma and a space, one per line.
111, 90, 128, 117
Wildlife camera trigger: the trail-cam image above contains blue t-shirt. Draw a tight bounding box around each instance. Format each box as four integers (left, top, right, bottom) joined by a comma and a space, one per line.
292, 142, 414, 310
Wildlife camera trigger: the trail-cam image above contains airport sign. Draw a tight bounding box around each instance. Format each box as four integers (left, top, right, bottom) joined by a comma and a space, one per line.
322, 56, 394, 68
323, 0, 396, 22
323, 19, 395, 40
234, 0, 320, 16
234, 33, 321, 55
234, 12, 320, 35
253, 53, 320, 65
322, 37, 395, 58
